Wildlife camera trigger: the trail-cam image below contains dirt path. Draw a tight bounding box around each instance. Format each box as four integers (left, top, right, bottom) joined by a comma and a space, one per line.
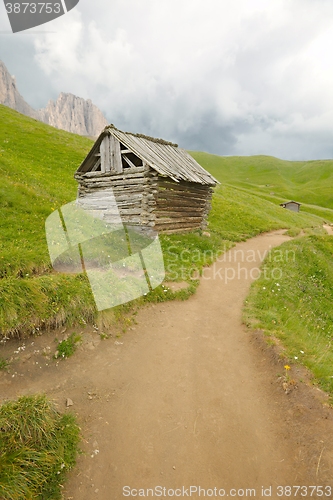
2, 230, 333, 499
323, 224, 333, 235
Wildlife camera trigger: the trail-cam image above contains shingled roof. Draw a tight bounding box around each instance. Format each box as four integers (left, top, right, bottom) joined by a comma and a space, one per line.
77, 125, 218, 186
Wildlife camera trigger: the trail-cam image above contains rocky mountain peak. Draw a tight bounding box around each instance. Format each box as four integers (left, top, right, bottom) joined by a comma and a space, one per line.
0, 60, 108, 137
0, 60, 38, 119
38, 92, 108, 137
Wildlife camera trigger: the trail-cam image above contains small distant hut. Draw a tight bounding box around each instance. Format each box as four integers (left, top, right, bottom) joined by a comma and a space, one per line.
280, 201, 301, 212
75, 125, 218, 234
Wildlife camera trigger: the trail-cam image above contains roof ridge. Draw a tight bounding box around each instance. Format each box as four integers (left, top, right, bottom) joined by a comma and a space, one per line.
104, 124, 178, 147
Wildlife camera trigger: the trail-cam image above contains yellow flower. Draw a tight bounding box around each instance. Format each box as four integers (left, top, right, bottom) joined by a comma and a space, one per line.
284, 365, 291, 371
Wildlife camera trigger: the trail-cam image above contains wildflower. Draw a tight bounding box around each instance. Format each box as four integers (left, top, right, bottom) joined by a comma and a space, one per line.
284, 365, 291, 371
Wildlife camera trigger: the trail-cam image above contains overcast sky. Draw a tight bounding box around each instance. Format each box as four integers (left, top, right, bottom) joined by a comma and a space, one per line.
1, 0, 333, 160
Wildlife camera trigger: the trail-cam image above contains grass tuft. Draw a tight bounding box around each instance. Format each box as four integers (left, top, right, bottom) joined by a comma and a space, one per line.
0, 357, 9, 370
0, 394, 80, 499
54, 332, 82, 359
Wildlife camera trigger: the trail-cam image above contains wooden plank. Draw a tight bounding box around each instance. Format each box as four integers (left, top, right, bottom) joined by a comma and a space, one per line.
79, 196, 141, 205
110, 135, 123, 173
83, 172, 146, 182
108, 215, 142, 224
158, 185, 207, 196
122, 155, 137, 169
155, 206, 205, 215
107, 208, 142, 216
156, 207, 205, 214
157, 189, 207, 199
157, 181, 209, 193
81, 166, 146, 178
79, 186, 147, 197
114, 202, 142, 209
156, 197, 206, 207
155, 211, 203, 219
100, 136, 109, 173
157, 194, 207, 204
91, 158, 101, 172
158, 178, 209, 194
81, 178, 147, 189
155, 216, 202, 224
114, 193, 143, 201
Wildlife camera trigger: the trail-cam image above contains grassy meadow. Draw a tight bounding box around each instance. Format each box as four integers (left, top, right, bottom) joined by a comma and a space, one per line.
191, 151, 333, 221
0, 103, 326, 339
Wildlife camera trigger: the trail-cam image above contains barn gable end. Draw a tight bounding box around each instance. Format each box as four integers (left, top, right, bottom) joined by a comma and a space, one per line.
75, 126, 218, 234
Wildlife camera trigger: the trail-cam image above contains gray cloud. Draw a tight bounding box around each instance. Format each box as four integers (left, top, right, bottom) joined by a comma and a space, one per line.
1, 0, 333, 160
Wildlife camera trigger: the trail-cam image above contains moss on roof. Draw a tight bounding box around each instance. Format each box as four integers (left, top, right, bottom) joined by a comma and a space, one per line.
104, 124, 178, 147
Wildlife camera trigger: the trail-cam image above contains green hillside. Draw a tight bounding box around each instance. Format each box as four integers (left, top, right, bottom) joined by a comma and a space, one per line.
190, 152, 333, 217
0, 104, 93, 277
0, 104, 327, 337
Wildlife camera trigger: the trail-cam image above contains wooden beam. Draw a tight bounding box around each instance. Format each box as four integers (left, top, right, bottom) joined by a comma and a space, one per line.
91, 158, 101, 172
158, 179, 208, 193
155, 216, 203, 224
122, 155, 138, 169
110, 134, 123, 173
100, 136, 109, 173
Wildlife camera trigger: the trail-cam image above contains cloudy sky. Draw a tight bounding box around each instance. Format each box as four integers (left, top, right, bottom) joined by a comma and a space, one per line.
1, 0, 333, 160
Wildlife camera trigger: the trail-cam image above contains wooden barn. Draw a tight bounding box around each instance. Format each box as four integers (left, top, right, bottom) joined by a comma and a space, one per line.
74, 125, 218, 234
280, 201, 301, 212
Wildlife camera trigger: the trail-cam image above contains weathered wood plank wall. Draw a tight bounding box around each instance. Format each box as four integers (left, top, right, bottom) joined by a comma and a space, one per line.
154, 178, 212, 234
75, 164, 158, 227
